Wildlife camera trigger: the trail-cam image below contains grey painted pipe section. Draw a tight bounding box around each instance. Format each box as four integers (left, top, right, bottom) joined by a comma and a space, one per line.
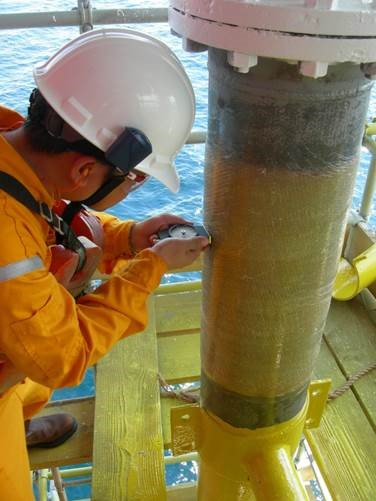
201, 49, 372, 429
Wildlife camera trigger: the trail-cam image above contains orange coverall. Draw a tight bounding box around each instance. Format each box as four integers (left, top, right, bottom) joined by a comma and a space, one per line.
0, 106, 167, 500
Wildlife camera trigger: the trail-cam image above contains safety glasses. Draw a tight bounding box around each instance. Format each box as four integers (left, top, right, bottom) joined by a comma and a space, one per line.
126, 170, 148, 183
126, 170, 150, 192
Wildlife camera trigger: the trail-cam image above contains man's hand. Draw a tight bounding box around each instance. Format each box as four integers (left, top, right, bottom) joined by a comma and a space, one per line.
131, 214, 192, 253
150, 236, 209, 270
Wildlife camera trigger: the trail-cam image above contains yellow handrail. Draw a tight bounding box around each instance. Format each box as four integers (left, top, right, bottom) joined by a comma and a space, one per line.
333, 243, 376, 300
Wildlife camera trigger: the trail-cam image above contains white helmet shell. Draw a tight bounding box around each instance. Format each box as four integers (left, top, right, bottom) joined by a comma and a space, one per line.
33, 28, 196, 193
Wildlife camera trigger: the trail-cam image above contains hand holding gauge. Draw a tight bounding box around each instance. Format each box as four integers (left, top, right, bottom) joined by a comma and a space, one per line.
150, 223, 211, 270
157, 224, 211, 243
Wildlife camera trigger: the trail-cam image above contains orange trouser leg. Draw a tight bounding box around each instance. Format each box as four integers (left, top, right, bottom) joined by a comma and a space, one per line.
0, 380, 52, 501
0, 390, 34, 501
15, 378, 52, 420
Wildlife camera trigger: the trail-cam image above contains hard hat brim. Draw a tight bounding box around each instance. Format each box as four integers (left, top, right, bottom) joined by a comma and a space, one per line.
137, 157, 180, 193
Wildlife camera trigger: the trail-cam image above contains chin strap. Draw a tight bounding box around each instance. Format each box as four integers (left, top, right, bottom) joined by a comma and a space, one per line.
0, 171, 86, 271
80, 175, 126, 207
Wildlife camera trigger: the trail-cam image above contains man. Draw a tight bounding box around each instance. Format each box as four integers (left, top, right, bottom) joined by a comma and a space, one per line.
0, 28, 208, 500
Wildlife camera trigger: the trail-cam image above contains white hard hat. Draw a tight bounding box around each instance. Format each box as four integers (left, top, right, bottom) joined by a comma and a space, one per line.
33, 28, 195, 193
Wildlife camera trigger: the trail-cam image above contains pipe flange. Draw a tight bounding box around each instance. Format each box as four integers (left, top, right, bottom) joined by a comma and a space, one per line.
170, 0, 376, 37
169, 0, 376, 76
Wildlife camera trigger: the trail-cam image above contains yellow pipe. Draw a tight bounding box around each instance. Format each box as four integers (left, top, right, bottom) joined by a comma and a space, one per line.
332, 243, 376, 300
197, 398, 309, 500
156, 279, 202, 294
365, 123, 376, 137
247, 447, 307, 500
47, 466, 92, 479
363, 135, 376, 156
37, 469, 49, 501
360, 156, 376, 219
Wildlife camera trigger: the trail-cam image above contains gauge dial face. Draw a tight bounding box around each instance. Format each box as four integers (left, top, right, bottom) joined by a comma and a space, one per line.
169, 224, 197, 239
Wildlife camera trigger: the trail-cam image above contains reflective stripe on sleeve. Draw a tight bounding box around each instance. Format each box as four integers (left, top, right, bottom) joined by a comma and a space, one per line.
0, 256, 44, 282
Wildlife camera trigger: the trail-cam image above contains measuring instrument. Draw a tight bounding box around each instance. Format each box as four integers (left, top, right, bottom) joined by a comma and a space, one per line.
157, 224, 211, 243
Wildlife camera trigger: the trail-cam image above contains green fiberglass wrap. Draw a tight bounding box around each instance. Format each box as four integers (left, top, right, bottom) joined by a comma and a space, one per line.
201, 49, 373, 429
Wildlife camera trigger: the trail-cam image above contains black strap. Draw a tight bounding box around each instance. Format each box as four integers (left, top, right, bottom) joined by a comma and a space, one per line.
0, 170, 40, 213
81, 175, 125, 207
61, 201, 83, 226
0, 171, 86, 271
55, 201, 83, 245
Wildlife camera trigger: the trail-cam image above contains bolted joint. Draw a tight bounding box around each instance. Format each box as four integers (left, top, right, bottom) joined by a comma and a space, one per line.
361, 62, 376, 80
170, 28, 182, 39
227, 51, 258, 74
299, 61, 329, 78
183, 37, 208, 53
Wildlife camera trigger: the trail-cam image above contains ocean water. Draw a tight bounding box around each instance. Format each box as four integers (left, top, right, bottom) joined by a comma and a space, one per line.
0, 1, 375, 498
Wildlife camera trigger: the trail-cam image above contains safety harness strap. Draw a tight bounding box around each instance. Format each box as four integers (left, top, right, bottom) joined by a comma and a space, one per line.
0, 171, 86, 271
60, 201, 83, 226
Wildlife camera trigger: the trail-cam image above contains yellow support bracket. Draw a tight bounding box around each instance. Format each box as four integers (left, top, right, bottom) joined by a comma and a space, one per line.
170, 379, 332, 457
171, 401, 311, 499
170, 404, 201, 456
305, 379, 331, 429
170, 381, 331, 499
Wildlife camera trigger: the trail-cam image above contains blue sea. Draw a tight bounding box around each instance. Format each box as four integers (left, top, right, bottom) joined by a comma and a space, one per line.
0, 1, 375, 498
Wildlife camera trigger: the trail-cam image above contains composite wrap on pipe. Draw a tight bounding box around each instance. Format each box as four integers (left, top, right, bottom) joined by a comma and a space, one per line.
201, 49, 372, 429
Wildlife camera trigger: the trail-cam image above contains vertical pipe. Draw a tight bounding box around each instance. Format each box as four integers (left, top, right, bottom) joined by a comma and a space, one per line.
37, 469, 49, 501
359, 155, 376, 220
200, 50, 372, 496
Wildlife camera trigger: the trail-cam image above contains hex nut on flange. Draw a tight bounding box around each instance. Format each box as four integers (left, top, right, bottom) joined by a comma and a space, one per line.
299, 61, 329, 78
227, 51, 258, 73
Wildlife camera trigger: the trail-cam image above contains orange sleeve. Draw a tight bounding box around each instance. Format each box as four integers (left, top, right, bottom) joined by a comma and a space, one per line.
1, 250, 167, 390
0, 105, 24, 132
92, 211, 135, 274
0, 199, 167, 390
